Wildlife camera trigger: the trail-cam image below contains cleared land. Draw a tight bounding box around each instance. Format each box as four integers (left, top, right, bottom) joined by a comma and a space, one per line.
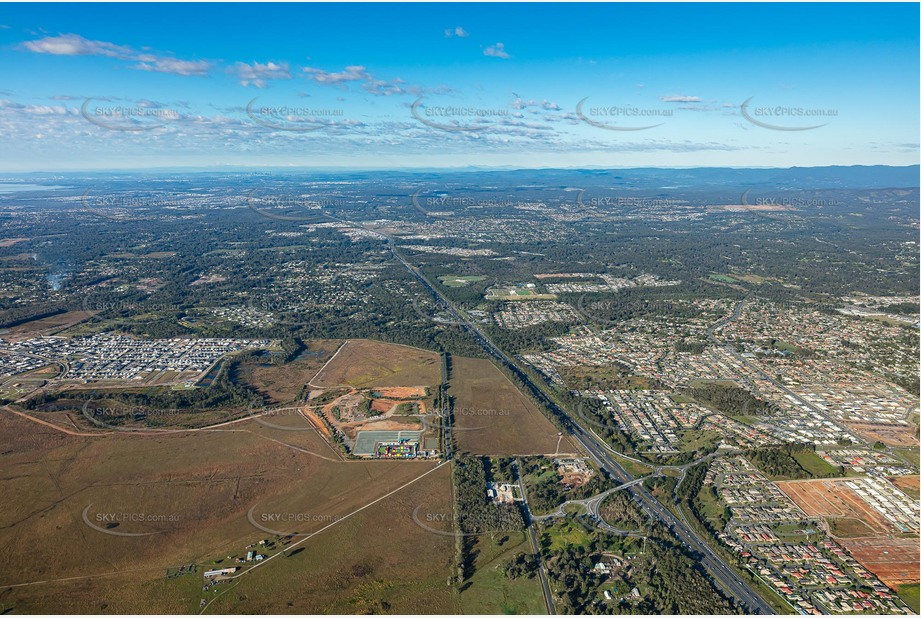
310, 339, 441, 389
776, 479, 900, 535
3, 310, 96, 340
836, 537, 920, 588
0, 405, 446, 613
450, 356, 578, 457
891, 475, 920, 500
845, 421, 919, 447
438, 275, 487, 288
305, 341, 440, 455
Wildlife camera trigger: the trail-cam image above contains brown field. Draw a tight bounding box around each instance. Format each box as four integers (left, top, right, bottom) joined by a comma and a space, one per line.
0, 237, 28, 248
4, 310, 96, 340
201, 462, 457, 614
845, 421, 919, 447
837, 537, 920, 587
310, 339, 441, 389
450, 356, 578, 457
374, 386, 429, 399
775, 479, 896, 535
0, 405, 449, 613
236, 340, 341, 403
891, 475, 920, 500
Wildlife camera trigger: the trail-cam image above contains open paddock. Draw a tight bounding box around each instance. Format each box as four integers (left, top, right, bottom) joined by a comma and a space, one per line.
450, 356, 578, 457
310, 340, 440, 389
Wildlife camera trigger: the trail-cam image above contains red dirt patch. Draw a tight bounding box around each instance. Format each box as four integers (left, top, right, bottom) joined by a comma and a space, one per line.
837, 537, 919, 587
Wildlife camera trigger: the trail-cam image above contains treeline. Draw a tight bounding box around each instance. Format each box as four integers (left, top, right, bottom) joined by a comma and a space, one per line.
744, 443, 844, 480
542, 519, 738, 615
682, 382, 778, 416
674, 340, 708, 354
24, 359, 259, 413
501, 552, 539, 580
453, 457, 525, 584
453, 457, 525, 534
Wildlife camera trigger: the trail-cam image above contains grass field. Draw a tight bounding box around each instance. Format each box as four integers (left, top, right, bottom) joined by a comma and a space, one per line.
558, 365, 656, 391
695, 484, 728, 530
0, 406, 447, 613
438, 275, 487, 288
485, 286, 557, 301
676, 429, 722, 453
897, 583, 920, 613
450, 356, 577, 457
708, 274, 739, 283
540, 519, 593, 552
791, 450, 842, 478
894, 447, 920, 467
609, 453, 653, 478
459, 531, 546, 614
311, 339, 441, 389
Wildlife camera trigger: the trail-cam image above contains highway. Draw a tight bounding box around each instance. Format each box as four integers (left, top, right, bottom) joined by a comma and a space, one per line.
386, 239, 776, 615
514, 460, 556, 615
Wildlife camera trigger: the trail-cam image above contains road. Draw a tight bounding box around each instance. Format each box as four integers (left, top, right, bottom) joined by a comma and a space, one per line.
383, 237, 775, 614
514, 460, 556, 615
317, 217, 775, 614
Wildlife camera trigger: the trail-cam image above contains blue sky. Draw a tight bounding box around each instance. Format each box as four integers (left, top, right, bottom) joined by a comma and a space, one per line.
0, 2, 918, 171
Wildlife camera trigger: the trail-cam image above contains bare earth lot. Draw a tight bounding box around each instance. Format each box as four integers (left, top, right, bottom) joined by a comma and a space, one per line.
837, 537, 920, 588
776, 479, 899, 535
776, 478, 919, 588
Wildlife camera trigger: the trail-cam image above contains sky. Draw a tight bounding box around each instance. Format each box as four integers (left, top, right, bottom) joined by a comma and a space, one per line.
0, 2, 918, 171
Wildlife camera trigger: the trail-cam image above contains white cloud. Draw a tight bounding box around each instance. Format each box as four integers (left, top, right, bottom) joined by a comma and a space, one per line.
22, 33, 133, 57
303, 65, 370, 84
133, 57, 212, 77
483, 43, 510, 59
231, 61, 292, 88
303, 65, 446, 97
21, 33, 212, 77
661, 95, 702, 103
444, 26, 469, 38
